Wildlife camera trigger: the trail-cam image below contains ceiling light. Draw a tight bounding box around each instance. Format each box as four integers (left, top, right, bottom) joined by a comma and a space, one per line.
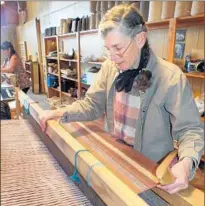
1, 1, 5, 5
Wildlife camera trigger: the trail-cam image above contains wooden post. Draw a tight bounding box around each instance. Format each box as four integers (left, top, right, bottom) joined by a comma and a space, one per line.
77, 31, 82, 99
167, 18, 176, 63
15, 87, 21, 119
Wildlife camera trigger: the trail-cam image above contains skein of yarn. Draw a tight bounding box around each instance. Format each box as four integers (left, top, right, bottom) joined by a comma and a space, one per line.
148, 1, 163, 22
90, 1, 97, 13
101, 1, 108, 11
174, 1, 192, 18
108, 1, 115, 9
90, 13, 96, 30
132, 1, 140, 10
95, 12, 101, 28
161, 1, 176, 19
115, 1, 121, 6
140, 1, 149, 22
96, 1, 101, 12
191, 1, 204, 16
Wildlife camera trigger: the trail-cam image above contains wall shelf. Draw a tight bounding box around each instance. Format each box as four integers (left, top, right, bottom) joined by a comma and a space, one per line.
44, 35, 57, 40
185, 73, 204, 79
60, 58, 77, 62
58, 33, 76, 38
146, 14, 204, 30
61, 91, 77, 100
176, 14, 204, 27
47, 72, 58, 77
46, 56, 58, 60
50, 87, 60, 92
87, 61, 103, 65
61, 75, 78, 82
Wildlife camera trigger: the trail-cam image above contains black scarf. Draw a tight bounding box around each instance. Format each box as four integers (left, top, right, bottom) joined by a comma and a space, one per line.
115, 69, 141, 93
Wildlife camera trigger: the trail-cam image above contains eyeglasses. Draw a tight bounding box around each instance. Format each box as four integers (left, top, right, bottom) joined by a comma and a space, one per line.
103, 38, 134, 58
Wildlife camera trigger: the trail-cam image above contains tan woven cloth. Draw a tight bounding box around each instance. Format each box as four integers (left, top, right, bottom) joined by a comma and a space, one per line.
1, 120, 93, 206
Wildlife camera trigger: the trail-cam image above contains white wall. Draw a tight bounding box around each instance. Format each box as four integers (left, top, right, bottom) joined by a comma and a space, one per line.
16, 1, 103, 61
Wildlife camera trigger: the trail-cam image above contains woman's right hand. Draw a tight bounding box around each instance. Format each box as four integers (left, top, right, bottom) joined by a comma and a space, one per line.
39, 110, 59, 132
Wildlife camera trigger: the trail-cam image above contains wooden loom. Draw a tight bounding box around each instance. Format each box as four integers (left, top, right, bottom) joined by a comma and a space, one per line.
16, 89, 204, 206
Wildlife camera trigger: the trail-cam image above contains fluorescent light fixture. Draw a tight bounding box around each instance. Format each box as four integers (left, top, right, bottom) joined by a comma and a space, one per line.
1, 1, 5, 5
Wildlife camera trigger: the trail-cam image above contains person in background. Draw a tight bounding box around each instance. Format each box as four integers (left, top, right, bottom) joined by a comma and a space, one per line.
1, 41, 31, 93
39, 4, 204, 194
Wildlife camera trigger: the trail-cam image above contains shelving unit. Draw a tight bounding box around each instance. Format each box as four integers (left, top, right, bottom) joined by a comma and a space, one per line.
43, 13, 204, 107
25, 61, 40, 94
146, 14, 204, 30
44, 31, 82, 104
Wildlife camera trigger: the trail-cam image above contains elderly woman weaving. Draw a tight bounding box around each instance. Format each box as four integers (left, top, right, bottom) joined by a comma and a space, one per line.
39, 4, 204, 194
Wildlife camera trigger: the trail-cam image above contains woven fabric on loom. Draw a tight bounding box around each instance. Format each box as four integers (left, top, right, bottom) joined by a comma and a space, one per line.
1, 120, 93, 206
63, 121, 158, 194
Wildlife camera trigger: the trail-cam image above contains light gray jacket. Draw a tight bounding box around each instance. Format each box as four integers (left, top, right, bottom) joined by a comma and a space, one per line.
62, 52, 204, 166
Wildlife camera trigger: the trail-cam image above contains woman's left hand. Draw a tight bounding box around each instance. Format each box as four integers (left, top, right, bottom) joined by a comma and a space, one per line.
157, 157, 192, 194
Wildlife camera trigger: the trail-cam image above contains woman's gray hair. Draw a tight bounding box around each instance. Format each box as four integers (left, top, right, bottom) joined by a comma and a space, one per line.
99, 3, 152, 91
99, 3, 147, 38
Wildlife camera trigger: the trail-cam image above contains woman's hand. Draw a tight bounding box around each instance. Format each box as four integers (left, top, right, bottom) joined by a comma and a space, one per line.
157, 157, 192, 194
39, 110, 61, 132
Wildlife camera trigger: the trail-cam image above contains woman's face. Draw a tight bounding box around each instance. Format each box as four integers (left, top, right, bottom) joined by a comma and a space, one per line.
2, 49, 10, 58
104, 29, 140, 71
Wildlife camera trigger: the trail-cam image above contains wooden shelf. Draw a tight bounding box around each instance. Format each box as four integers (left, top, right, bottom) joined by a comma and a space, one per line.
46, 56, 58, 60
146, 14, 204, 30
49, 87, 60, 92
61, 74, 78, 82
61, 91, 77, 100
44, 35, 57, 39
177, 14, 204, 27
147, 19, 169, 30
60, 58, 77, 62
80, 29, 98, 36
58, 33, 76, 38
185, 72, 204, 79
47, 72, 58, 77
87, 61, 103, 65
81, 82, 90, 88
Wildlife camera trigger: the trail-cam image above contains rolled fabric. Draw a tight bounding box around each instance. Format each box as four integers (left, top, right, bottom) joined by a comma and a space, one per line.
148, 1, 163, 22
90, 13, 96, 30
101, 11, 106, 20
140, 1, 149, 22
60, 19, 66, 28
77, 18, 82, 31
96, 1, 101, 12
132, 1, 140, 10
66, 18, 72, 32
108, 1, 115, 9
86, 15, 89, 31
161, 1, 176, 19
90, 1, 97, 13
56, 27, 61, 35
62, 21, 68, 34
115, 1, 121, 6
95, 12, 101, 28
174, 1, 192, 18
81, 17, 86, 31
101, 1, 108, 11
191, 1, 204, 16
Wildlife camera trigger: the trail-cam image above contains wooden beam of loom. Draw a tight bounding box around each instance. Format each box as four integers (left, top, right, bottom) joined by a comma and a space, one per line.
61, 121, 204, 206
17, 89, 148, 206
17, 89, 204, 206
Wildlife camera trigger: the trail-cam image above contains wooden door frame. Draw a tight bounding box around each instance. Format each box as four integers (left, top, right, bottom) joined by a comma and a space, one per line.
35, 17, 45, 93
